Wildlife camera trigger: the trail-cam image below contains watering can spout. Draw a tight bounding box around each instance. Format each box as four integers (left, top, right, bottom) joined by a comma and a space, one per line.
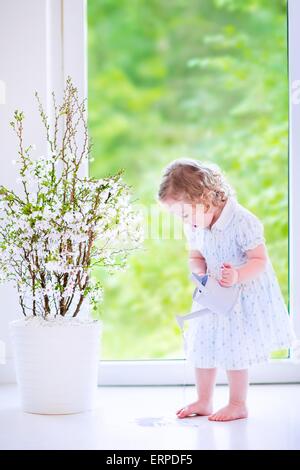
175, 308, 211, 332
175, 314, 185, 332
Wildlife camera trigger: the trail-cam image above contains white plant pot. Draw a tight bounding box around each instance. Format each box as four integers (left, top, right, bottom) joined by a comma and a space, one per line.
10, 317, 102, 415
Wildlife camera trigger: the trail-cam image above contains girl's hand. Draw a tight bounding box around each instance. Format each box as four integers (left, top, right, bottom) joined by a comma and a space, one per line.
219, 263, 239, 287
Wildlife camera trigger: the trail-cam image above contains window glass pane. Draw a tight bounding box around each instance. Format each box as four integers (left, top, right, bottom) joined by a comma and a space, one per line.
88, 0, 289, 360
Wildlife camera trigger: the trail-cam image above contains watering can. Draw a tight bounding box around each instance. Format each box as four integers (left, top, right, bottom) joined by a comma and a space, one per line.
175, 271, 241, 332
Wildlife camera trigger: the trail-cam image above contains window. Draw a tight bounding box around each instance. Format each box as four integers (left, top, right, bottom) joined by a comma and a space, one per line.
88, 0, 290, 348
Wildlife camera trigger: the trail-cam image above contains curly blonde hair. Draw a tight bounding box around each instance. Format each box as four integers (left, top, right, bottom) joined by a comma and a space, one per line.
158, 158, 235, 211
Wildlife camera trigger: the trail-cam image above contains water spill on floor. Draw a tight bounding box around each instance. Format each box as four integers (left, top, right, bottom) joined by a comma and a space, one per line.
132, 416, 205, 428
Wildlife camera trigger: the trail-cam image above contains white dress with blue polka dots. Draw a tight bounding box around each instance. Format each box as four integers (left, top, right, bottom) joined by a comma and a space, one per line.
183, 196, 296, 370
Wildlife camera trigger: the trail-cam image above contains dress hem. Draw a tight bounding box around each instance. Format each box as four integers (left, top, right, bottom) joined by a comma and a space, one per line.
185, 339, 294, 370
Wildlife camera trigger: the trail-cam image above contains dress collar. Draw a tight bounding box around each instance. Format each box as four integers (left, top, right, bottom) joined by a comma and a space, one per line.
209, 196, 238, 232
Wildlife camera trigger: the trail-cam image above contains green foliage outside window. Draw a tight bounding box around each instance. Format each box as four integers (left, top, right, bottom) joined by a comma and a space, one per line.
88, 0, 289, 360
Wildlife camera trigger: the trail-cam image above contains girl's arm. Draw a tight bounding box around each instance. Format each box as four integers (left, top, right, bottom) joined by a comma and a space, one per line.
189, 249, 207, 275
220, 244, 268, 287
237, 244, 268, 283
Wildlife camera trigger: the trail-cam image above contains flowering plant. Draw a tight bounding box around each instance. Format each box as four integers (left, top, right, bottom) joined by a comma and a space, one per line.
0, 78, 143, 318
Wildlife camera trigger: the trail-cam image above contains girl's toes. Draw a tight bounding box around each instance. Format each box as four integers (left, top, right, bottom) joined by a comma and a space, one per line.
177, 407, 189, 418
209, 412, 223, 421
177, 407, 189, 416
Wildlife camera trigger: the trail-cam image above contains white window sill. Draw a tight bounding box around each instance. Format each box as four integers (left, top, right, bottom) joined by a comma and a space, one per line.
98, 358, 300, 385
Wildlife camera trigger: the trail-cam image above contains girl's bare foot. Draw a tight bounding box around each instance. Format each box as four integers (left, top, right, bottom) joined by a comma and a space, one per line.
176, 400, 213, 419
208, 402, 248, 422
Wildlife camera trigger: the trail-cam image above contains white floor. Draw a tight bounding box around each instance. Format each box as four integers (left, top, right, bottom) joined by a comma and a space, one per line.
0, 384, 299, 450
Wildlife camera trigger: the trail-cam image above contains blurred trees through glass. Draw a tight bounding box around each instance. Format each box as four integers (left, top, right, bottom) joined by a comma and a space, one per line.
88, 0, 289, 360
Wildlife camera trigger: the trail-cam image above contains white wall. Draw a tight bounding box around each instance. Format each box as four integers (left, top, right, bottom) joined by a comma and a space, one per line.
0, 0, 54, 381
0, 0, 85, 382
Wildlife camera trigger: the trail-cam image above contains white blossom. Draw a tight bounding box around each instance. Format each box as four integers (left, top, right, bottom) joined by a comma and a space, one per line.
0, 79, 144, 318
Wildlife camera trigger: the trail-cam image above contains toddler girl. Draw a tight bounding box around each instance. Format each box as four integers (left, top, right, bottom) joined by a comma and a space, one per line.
158, 158, 297, 422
